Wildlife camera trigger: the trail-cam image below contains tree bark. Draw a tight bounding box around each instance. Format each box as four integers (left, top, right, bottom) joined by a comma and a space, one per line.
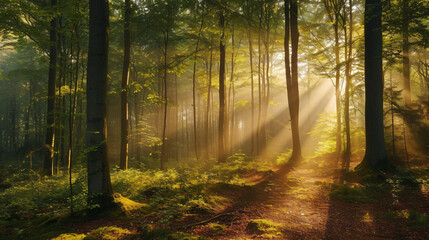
218, 11, 226, 163
87, 0, 113, 210
43, 0, 57, 177
248, 30, 255, 156
284, 0, 302, 165
160, 30, 169, 169
205, 39, 213, 160
257, 9, 263, 155
192, 14, 205, 161
402, 0, 411, 105
120, 0, 131, 170
357, 0, 388, 171
343, 0, 352, 170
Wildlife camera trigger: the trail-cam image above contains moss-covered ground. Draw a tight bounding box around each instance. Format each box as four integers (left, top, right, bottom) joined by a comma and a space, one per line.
1, 153, 428, 239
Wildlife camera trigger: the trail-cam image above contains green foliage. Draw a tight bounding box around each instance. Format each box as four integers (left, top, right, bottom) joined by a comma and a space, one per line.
207, 223, 226, 236
108, 155, 274, 226
247, 219, 283, 238
408, 211, 429, 230
275, 150, 292, 165
0, 168, 87, 221
308, 112, 365, 157
84, 226, 131, 240
377, 210, 429, 230
52, 233, 86, 240
139, 229, 207, 240
210, 152, 273, 184
329, 183, 389, 203
307, 113, 338, 156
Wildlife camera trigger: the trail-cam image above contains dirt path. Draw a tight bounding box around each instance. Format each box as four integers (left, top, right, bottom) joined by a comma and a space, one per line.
188, 165, 429, 239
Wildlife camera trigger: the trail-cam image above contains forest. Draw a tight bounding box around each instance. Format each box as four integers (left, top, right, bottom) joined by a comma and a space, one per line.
0, 0, 428, 239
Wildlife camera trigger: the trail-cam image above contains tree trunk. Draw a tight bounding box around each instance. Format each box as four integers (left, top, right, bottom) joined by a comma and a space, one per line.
87, 0, 113, 210
402, 0, 411, 105
284, 0, 302, 165
10, 84, 16, 151
357, 0, 388, 171
343, 0, 352, 170
120, 0, 131, 170
248, 30, 255, 156
257, 10, 263, 155
205, 39, 213, 160
334, 18, 341, 157
192, 14, 205, 161
67, 24, 80, 215
264, 6, 271, 152
43, 0, 57, 177
218, 11, 226, 163
67, 26, 80, 174
161, 30, 169, 169
229, 25, 235, 154
24, 79, 32, 150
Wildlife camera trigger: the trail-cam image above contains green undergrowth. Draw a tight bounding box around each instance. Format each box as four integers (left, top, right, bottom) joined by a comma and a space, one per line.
331, 166, 429, 203
247, 219, 284, 238
0, 153, 274, 239
377, 210, 429, 230
206, 223, 227, 236
329, 183, 390, 203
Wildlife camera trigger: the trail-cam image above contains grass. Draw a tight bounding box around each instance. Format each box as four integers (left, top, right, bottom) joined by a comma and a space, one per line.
247, 219, 284, 238
0, 153, 275, 239
377, 210, 429, 230
329, 183, 389, 203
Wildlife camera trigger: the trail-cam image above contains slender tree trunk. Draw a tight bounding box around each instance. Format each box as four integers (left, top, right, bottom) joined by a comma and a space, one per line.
161, 30, 169, 169
390, 68, 395, 155
192, 15, 205, 161
357, 0, 388, 171
24, 79, 32, 150
260, 5, 267, 153
205, 39, 213, 160
120, 0, 131, 170
87, 0, 113, 210
67, 26, 80, 174
284, 0, 302, 165
218, 11, 226, 163
186, 101, 190, 158
264, 7, 271, 150
257, 11, 263, 155
343, 0, 352, 170
228, 25, 235, 154
402, 0, 411, 105
67, 24, 80, 215
174, 73, 179, 161
44, 0, 57, 176
248, 30, 255, 156
334, 19, 342, 157
10, 85, 16, 151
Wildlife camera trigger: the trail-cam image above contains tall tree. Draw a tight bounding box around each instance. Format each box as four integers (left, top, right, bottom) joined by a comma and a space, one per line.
245, 0, 255, 156
218, 8, 226, 163
357, 0, 388, 171
192, 9, 205, 161
43, 0, 58, 176
87, 0, 114, 210
284, 0, 302, 165
120, 0, 131, 170
402, 0, 411, 105
342, 0, 353, 169
323, 0, 344, 158
205, 38, 213, 160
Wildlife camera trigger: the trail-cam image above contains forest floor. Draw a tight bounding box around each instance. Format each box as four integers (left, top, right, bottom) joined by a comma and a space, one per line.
173, 155, 429, 239
2, 153, 429, 240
